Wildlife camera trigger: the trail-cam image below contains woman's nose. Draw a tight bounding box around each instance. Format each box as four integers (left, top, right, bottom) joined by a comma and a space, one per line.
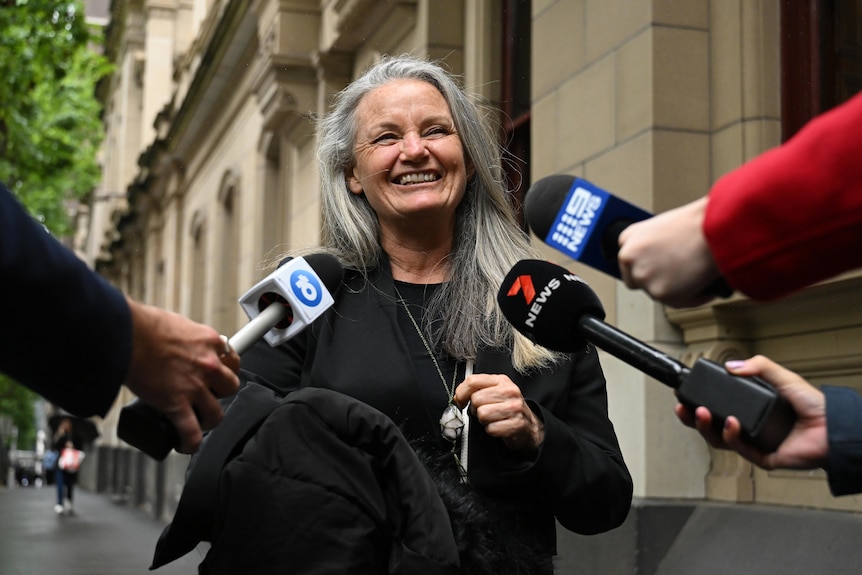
400, 133, 427, 160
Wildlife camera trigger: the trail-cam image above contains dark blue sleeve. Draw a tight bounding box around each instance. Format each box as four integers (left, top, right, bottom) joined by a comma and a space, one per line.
824, 385, 862, 496
0, 183, 132, 417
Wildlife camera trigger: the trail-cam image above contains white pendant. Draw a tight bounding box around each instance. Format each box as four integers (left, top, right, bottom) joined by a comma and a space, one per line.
439, 404, 465, 441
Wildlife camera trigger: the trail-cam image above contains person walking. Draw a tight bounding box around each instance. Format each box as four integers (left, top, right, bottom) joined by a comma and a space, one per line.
52, 418, 83, 515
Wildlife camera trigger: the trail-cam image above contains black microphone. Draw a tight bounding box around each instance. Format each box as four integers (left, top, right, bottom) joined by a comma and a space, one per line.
118, 253, 344, 460
497, 259, 796, 453
525, 174, 733, 298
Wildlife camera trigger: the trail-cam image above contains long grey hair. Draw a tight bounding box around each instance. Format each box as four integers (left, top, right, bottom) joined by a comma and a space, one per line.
316, 55, 558, 371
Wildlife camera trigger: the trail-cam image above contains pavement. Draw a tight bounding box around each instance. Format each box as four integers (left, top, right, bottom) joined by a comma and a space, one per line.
0, 485, 203, 574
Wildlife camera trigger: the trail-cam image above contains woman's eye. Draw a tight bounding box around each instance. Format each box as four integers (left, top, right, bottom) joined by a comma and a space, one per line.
425, 127, 449, 137
373, 133, 399, 144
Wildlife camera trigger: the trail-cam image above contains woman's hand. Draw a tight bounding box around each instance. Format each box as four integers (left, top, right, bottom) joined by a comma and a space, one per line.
675, 355, 829, 470
454, 374, 544, 455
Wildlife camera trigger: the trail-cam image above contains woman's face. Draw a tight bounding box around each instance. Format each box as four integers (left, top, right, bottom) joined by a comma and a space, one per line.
347, 79, 473, 229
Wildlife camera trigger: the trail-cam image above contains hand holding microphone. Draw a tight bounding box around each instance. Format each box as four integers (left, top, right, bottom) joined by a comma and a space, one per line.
678, 356, 829, 471
525, 174, 732, 305
497, 259, 796, 452
119, 253, 343, 460
617, 196, 724, 307
122, 301, 242, 456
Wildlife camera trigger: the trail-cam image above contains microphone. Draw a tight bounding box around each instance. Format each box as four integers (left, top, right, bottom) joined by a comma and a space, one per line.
118, 253, 344, 460
497, 259, 796, 453
525, 174, 733, 298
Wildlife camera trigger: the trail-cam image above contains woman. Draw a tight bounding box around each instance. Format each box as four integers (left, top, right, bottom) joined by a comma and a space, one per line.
52, 417, 82, 515
239, 55, 632, 570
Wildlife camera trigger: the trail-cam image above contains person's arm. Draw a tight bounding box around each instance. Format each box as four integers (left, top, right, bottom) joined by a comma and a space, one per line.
530, 348, 633, 534
703, 92, 862, 300
0, 184, 239, 452
821, 385, 862, 496
0, 183, 131, 415
618, 91, 862, 306
464, 346, 633, 535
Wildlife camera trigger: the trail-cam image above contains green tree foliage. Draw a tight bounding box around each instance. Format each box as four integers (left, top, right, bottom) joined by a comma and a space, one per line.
0, 375, 39, 450
0, 0, 113, 236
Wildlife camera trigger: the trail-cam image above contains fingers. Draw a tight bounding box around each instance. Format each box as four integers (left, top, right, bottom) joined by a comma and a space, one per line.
454, 374, 544, 454
166, 407, 204, 454
689, 406, 730, 450
213, 333, 241, 393
719, 416, 772, 469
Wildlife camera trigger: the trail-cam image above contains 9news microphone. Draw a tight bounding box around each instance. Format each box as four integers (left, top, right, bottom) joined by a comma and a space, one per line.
118, 253, 344, 460
525, 174, 733, 298
497, 259, 796, 452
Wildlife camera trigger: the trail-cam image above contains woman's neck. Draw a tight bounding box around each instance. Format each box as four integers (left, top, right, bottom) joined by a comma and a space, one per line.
383, 238, 452, 284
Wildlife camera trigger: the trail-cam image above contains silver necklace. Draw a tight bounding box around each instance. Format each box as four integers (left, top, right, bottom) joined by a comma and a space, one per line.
393, 284, 458, 404
393, 285, 467, 458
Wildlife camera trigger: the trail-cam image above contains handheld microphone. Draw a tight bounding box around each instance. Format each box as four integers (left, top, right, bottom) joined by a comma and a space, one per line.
497, 259, 796, 453
118, 253, 344, 460
525, 174, 733, 298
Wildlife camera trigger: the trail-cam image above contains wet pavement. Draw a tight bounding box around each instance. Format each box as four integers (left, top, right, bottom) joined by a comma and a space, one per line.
0, 486, 203, 574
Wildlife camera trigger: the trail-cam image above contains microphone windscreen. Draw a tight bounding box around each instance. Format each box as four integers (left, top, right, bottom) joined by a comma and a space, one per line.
524, 175, 652, 278
302, 253, 344, 293
497, 259, 606, 353
524, 174, 577, 238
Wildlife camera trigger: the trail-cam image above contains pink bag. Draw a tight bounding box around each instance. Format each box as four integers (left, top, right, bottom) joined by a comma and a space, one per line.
58, 447, 84, 472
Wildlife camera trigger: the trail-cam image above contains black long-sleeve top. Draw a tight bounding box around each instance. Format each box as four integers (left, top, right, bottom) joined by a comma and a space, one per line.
240, 260, 633, 552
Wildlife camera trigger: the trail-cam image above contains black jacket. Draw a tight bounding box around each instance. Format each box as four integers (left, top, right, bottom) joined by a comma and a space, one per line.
154, 385, 555, 573
201, 387, 462, 574
240, 263, 632, 549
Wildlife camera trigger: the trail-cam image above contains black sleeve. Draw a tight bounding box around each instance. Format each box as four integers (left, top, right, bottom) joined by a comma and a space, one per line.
531, 346, 633, 534
238, 327, 309, 396
0, 184, 131, 417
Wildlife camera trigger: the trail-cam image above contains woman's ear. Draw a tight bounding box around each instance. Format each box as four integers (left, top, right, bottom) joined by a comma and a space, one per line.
347, 169, 363, 195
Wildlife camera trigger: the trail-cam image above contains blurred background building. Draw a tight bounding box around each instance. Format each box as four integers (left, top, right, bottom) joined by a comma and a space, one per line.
69, 0, 862, 572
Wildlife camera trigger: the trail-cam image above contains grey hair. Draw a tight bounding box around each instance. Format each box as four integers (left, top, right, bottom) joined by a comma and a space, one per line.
316, 55, 558, 371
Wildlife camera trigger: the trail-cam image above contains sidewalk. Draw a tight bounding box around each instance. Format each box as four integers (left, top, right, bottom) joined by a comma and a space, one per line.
0, 485, 203, 574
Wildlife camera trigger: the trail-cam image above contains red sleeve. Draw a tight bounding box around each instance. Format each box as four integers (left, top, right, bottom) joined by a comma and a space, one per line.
703, 92, 862, 301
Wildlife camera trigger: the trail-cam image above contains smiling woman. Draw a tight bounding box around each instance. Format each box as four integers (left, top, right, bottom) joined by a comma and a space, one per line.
213, 55, 633, 573
347, 78, 471, 273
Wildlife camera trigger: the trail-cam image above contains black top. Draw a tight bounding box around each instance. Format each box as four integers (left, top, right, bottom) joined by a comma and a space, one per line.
393, 280, 463, 443
239, 259, 633, 549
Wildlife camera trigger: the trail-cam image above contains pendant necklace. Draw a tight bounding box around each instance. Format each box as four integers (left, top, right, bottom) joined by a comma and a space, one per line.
394, 284, 469, 479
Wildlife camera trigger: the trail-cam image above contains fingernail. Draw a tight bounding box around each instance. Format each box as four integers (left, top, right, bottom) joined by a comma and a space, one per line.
725, 360, 745, 370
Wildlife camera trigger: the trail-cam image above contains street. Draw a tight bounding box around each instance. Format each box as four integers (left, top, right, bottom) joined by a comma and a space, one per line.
0, 486, 202, 574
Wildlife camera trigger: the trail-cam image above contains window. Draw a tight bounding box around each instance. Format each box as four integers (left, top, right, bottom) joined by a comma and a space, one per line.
781, 0, 862, 140
500, 0, 531, 227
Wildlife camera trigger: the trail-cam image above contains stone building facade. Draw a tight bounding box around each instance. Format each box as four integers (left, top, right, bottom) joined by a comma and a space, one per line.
75, 0, 862, 572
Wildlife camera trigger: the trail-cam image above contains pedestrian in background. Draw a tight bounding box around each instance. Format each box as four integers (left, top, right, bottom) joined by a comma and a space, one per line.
52, 418, 83, 514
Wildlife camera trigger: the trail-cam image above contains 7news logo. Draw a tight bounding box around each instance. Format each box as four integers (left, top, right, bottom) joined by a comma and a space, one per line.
506, 274, 562, 328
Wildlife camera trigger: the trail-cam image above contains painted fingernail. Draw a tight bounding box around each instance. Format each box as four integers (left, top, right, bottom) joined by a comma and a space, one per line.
725, 360, 745, 370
